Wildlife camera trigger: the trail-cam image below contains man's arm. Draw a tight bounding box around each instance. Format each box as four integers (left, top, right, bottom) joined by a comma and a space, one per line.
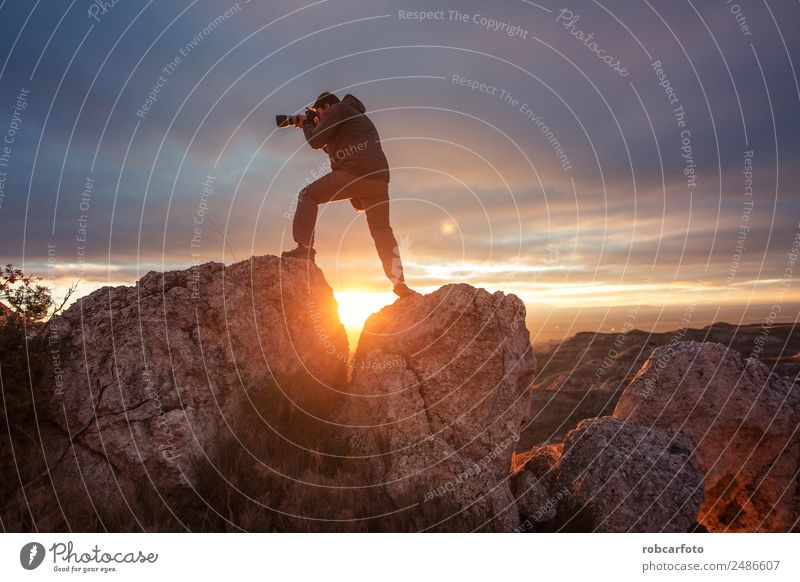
302, 103, 344, 149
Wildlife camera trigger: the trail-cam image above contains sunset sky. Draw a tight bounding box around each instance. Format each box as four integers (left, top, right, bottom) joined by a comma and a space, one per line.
1, 0, 798, 342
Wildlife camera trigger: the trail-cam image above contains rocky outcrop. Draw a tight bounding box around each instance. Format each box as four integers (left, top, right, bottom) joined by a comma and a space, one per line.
512, 417, 703, 532
338, 284, 537, 531
14, 255, 793, 533
614, 341, 800, 532
524, 323, 800, 448
513, 340, 800, 532
553, 416, 704, 532
45, 256, 348, 513
18, 259, 536, 531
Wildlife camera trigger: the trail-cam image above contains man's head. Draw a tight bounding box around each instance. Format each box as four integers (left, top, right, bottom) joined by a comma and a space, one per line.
312, 91, 339, 120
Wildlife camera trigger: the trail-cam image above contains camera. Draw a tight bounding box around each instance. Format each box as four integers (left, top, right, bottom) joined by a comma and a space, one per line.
276, 108, 317, 128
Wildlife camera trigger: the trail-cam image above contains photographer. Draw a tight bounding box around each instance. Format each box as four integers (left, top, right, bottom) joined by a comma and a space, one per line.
281, 91, 416, 298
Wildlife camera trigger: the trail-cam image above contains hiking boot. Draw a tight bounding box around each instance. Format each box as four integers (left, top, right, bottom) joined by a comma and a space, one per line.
393, 283, 419, 298
281, 244, 316, 261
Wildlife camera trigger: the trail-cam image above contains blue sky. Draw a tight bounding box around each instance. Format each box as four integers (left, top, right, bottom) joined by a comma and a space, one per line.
1, 0, 799, 339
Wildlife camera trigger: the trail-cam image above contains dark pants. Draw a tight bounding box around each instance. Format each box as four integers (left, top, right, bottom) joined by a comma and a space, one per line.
292, 171, 405, 285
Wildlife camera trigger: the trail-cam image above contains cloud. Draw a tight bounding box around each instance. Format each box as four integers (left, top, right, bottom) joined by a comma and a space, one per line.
1, 0, 798, 326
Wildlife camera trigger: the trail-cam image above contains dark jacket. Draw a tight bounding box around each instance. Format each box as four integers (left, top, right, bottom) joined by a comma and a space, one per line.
303, 94, 390, 182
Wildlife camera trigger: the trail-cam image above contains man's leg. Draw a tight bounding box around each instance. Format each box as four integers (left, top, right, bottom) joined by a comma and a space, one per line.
363, 195, 405, 287
291, 172, 353, 249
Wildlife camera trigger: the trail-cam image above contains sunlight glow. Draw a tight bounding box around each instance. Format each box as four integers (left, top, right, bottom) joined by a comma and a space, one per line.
334, 290, 397, 333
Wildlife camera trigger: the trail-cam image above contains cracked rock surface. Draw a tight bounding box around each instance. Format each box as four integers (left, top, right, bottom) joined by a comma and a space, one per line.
34, 259, 536, 531
339, 283, 537, 531
47, 256, 348, 506
554, 416, 704, 532
614, 341, 800, 532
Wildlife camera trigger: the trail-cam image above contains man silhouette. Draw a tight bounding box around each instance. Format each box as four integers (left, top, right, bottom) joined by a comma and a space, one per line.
281, 91, 417, 298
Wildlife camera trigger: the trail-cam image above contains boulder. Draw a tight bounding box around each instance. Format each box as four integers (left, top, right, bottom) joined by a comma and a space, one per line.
556, 416, 704, 532
512, 442, 563, 493
510, 471, 557, 526
614, 341, 800, 532
340, 283, 537, 531
509, 443, 565, 529
46, 256, 348, 510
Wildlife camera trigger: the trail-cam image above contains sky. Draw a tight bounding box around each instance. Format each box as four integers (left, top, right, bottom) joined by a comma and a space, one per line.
1, 0, 799, 342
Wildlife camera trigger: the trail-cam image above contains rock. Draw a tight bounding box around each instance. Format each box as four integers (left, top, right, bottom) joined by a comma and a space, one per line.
340, 283, 537, 531
511, 443, 564, 530
613, 341, 800, 532
556, 416, 704, 532
15, 259, 538, 532
523, 323, 800, 448
510, 471, 556, 525
46, 256, 348, 510
512, 442, 563, 493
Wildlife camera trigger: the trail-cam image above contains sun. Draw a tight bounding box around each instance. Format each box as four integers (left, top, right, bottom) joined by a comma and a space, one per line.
334, 290, 396, 338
